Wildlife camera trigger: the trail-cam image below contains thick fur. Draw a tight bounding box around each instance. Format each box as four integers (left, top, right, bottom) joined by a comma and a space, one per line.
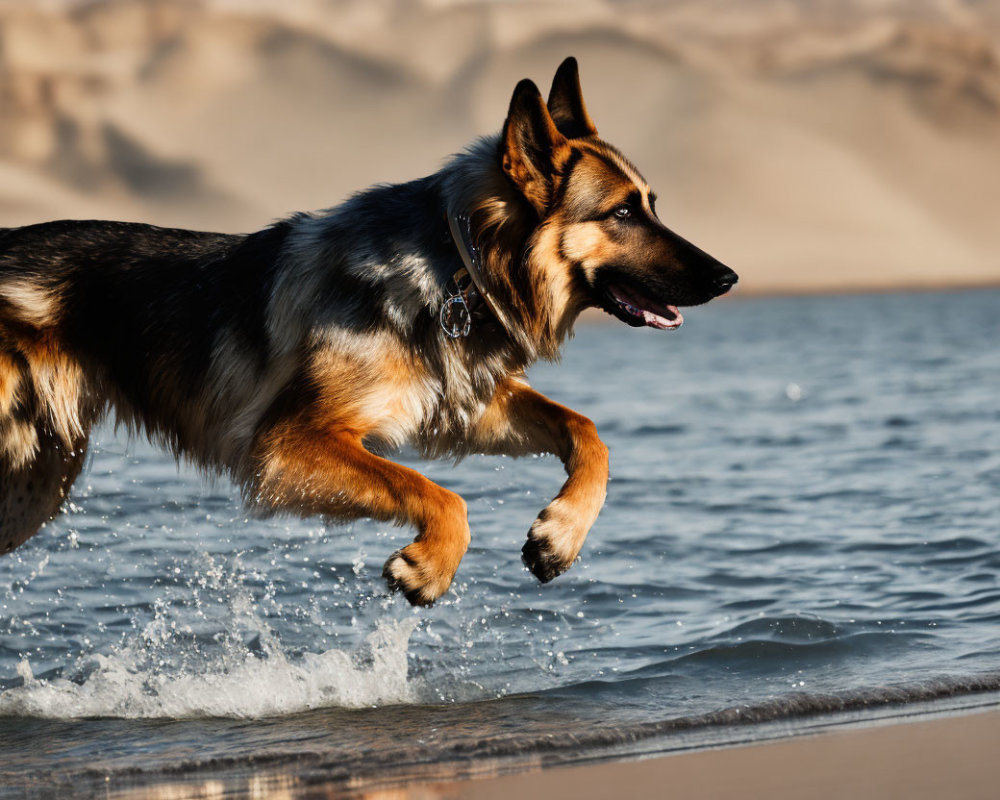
0, 58, 736, 605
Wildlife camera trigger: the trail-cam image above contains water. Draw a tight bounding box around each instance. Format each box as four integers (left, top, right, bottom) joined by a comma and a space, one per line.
1, 289, 999, 794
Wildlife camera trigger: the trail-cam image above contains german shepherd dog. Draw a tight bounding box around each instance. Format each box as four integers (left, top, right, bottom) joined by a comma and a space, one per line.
0, 58, 736, 605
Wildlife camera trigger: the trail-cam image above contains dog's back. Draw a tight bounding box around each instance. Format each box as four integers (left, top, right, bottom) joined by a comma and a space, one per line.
0, 220, 297, 551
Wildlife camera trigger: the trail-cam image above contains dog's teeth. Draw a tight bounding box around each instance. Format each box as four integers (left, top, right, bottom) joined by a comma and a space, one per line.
614, 297, 642, 317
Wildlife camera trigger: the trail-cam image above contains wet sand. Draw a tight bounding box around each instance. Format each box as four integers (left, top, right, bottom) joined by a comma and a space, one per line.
419, 705, 1000, 800
98, 700, 1000, 799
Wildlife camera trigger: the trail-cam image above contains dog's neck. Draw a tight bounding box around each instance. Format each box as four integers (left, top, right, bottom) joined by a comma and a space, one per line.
438, 136, 584, 362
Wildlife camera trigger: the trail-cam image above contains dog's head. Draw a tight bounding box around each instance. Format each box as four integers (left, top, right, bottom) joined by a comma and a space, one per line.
500, 57, 737, 330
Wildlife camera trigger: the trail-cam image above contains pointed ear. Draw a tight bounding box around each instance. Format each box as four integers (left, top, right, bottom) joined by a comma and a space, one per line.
546, 56, 597, 139
501, 78, 570, 214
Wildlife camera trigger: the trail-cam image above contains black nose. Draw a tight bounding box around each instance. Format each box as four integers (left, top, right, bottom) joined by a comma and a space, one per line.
713, 268, 739, 295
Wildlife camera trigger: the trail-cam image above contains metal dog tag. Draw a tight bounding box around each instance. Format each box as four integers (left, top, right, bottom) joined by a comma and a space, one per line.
439, 292, 472, 338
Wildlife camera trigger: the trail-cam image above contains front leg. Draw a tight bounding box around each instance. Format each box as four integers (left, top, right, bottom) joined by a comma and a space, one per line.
251, 421, 469, 606
469, 379, 610, 583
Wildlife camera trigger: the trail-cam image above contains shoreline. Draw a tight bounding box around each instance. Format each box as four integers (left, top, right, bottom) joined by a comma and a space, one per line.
42, 688, 999, 799
424, 701, 1000, 800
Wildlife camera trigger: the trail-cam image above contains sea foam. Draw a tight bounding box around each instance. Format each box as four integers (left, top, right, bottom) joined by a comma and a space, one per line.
0, 616, 417, 720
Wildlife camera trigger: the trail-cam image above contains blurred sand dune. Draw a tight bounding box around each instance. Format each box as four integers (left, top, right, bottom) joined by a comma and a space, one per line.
1, 0, 999, 294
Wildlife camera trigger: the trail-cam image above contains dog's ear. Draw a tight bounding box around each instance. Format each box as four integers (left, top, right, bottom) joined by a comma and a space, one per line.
501, 78, 570, 214
546, 57, 597, 139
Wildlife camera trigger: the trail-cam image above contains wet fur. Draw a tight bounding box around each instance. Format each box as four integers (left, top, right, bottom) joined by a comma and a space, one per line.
0, 59, 736, 605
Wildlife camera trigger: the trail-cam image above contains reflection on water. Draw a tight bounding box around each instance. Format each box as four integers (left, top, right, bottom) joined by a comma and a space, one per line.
1, 289, 999, 794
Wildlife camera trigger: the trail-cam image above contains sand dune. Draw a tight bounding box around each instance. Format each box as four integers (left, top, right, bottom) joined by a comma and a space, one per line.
1, 0, 998, 294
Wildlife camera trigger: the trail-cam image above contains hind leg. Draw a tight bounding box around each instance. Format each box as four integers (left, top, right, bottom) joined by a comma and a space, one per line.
1, 427, 88, 554
251, 423, 470, 606
1, 297, 91, 553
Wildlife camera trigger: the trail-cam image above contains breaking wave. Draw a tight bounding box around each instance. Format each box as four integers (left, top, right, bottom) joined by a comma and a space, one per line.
0, 620, 416, 720
0, 555, 419, 720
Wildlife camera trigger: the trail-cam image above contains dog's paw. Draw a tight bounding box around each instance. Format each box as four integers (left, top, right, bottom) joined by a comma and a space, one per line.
521, 504, 582, 584
521, 534, 567, 583
383, 542, 456, 607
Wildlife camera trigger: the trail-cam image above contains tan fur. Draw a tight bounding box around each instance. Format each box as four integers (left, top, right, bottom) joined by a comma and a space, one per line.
0, 280, 59, 328
27, 345, 87, 449
576, 140, 652, 198
305, 330, 438, 449
0, 351, 20, 418
467, 380, 609, 569
0, 418, 38, 470
253, 422, 470, 606
560, 222, 613, 278
0, 322, 91, 470
528, 223, 591, 344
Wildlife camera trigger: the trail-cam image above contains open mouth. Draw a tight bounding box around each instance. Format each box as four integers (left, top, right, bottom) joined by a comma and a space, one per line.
607, 284, 684, 330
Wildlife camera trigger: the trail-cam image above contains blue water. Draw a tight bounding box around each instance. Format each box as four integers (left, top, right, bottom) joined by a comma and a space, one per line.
1, 289, 999, 793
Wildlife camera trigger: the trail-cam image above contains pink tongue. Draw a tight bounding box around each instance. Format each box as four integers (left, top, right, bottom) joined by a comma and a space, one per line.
642, 306, 683, 330
609, 285, 684, 330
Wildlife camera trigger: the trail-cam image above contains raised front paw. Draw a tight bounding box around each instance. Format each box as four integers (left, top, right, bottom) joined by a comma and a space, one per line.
383, 538, 464, 607
521, 502, 586, 584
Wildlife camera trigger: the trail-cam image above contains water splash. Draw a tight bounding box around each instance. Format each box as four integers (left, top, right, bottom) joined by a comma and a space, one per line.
0, 616, 417, 719
0, 549, 418, 720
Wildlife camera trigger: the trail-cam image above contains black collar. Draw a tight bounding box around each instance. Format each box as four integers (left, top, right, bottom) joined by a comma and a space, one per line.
440, 211, 512, 338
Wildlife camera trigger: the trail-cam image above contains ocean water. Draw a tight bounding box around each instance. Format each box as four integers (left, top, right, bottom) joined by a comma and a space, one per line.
1, 289, 999, 795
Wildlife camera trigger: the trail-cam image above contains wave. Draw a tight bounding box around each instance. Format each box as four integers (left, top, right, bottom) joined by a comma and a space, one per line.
0, 617, 418, 720
5, 671, 998, 798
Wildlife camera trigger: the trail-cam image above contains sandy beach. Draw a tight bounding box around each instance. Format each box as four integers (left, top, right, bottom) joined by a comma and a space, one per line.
420, 704, 1000, 800
95, 697, 1000, 799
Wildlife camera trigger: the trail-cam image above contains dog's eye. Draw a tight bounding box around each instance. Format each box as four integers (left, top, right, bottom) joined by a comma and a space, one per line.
613, 205, 632, 220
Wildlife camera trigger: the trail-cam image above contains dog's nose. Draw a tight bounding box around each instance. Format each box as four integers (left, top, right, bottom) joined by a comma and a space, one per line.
713, 268, 738, 295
